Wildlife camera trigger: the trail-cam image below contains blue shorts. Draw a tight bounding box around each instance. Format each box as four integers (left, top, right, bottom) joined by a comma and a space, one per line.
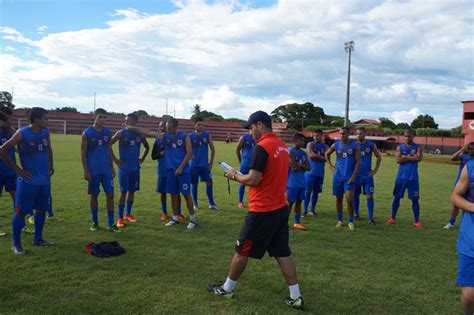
393, 178, 419, 200
88, 173, 114, 196
287, 187, 305, 203
240, 164, 250, 175
332, 179, 355, 196
305, 174, 323, 194
355, 175, 375, 196
156, 176, 167, 194
15, 178, 51, 216
191, 166, 212, 184
0, 173, 17, 192
118, 169, 140, 193
166, 170, 191, 195
457, 254, 474, 287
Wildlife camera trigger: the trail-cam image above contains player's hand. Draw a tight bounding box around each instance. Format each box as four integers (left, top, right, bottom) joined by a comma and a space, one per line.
208, 163, 213, 170
139, 157, 145, 164
329, 165, 335, 172
114, 159, 124, 166
49, 167, 55, 177
175, 166, 183, 176
18, 169, 32, 179
348, 176, 355, 184
84, 171, 92, 181
368, 170, 376, 177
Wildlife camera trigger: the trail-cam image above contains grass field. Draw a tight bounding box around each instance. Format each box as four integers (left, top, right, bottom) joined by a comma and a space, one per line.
0, 134, 463, 314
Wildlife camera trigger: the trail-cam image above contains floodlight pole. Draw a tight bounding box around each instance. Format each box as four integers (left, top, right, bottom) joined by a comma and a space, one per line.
344, 41, 354, 128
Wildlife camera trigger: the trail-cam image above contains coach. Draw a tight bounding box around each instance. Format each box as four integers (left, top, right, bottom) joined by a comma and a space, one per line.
206, 110, 304, 310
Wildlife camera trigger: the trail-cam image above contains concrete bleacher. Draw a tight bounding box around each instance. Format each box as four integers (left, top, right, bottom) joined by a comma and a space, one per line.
12, 109, 294, 142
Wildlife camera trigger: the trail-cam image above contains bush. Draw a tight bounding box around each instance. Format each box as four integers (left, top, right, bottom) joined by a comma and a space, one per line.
414, 128, 451, 137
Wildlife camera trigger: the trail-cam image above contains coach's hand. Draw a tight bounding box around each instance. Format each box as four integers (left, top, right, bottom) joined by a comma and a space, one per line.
18, 169, 32, 179
84, 171, 92, 181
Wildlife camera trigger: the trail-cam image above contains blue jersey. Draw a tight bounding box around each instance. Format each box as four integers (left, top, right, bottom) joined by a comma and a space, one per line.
0, 128, 16, 175
396, 143, 420, 181
457, 159, 474, 257
288, 147, 307, 188
358, 140, 375, 176
163, 131, 189, 172
241, 134, 256, 167
118, 128, 142, 171
334, 140, 359, 181
307, 141, 327, 177
17, 127, 50, 186
454, 153, 474, 184
189, 131, 210, 168
84, 126, 112, 176
153, 138, 167, 178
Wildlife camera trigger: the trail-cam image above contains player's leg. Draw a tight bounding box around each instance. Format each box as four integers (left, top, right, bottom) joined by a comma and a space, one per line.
303, 174, 313, 216
310, 176, 323, 215
179, 173, 196, 228
32, 185, 54, 246
190, 167, 199, 210
366, 177, 375, 224
345, 188, 355, 231
117, 169, 127, 226
157, 176, 168, 221
238, 165, 249, 208
458, 253, 474, 313
88, 175, 100, 230
461, 287, 474, 313
11, 178, 37, 254
408, 180, 421, 227
125, 170, 139, 219
333, 180, 344, 227
292, 188, 306, 230
353, 177, 362, 220
102, 174, 118, 232
206, 178, 219, 210
165, 171, 182, 226
445, 207, 460, 229
389, 179, 406, 223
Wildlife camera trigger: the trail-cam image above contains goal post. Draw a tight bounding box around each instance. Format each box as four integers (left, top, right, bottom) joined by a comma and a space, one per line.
17, 118, 67, 135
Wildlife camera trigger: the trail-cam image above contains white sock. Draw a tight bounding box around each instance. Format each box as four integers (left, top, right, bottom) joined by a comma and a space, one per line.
289, 284, 301, 299
190, 215, 196, 222
173, 215, 179, 221
223, 277, 237, 292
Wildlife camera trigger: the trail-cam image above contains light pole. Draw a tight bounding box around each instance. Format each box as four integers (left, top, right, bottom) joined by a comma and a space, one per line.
344, 41, 354, 128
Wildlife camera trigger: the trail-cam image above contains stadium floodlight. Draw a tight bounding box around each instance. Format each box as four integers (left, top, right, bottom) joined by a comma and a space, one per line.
344, 41, 354, 128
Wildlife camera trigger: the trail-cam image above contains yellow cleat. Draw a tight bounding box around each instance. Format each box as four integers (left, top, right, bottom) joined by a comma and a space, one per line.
348, 223, 355, 231
335, 221, 343, 228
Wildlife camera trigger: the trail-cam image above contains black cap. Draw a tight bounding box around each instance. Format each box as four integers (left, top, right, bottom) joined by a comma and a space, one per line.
241, 110, 272, 129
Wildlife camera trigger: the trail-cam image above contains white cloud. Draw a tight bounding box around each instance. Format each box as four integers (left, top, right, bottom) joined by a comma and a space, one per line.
36, 25, 47, 34
392, 108, 422, 124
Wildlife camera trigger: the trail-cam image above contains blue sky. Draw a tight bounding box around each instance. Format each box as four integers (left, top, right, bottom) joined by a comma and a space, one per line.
1, 0, 472, 128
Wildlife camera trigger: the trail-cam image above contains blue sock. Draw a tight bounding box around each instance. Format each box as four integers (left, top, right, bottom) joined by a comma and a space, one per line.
178, 206, 182, 215
449, 217, 456, 225
412, 200, 420, 223
337, 212, 343, 221
391, 198, 400, 219
354, 196, 360, 217
107, 210, 114, 227
294, 213, 301, 224
192, 184, 198, 206
118, 204, 125, 219
206, 185, 215, 206
12, 214, 25, 246
311, 193, 319, 213
367, 198, 374, 220
34, 212, 46, 243
91, 208, 98, 224
303, 191, 311, 214
126, 200, 133, 216
238, 185, 245, 203
162, 204, 167, 214
348, 215, 354, 223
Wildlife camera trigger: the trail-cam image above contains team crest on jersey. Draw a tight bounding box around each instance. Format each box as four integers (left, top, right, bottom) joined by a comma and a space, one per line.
348, 149, 353, 154
124, 137, 128, 141
29, 141, 35, 146
177, 140, 183, 146
136, 137, 141, 142
365, 148, 370, 153
411, 150, 416, 155
104, 136, 109, 142
183, 184, 188, 190
203, 138, 207, 143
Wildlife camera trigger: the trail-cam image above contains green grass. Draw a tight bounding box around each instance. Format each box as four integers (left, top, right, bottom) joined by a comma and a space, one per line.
0, 134, 462, 314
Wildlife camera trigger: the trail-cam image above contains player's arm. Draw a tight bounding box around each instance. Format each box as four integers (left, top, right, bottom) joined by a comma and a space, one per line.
140, 136, 150, 164
208, 133, 215, 170
307, 142, 326, 161
395, 145, 406, 164
451, 167, 474, 213
227, 145, 266, 186
406, 145, 423, 162
235, 136, 244, 164
175, 134, 192, 176
48, 133, 54, 176
109, 129, 123, 166
451, 145, 468, 161
289, 150, 300, 171
369, 144, 382, 176
349, 146, 360, 184
126, 125, 163, 139
0, 130, 31, 179
108, 143, 116, 178
325, 143, 336, 172
80, 132, 91, 181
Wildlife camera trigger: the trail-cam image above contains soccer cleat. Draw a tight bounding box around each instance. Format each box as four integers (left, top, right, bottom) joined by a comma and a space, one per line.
193, 205, 199, 211
108, 224, 122, 233
309, 212, 316, 216
187, 221, 196, 229
27, 215, 35, 225
206, 282, 234, 298
285, 296, 304, 310
165, 220, 179, 227
302, 213, 307, 218
178, 214, 186, 222
160, 213, 169, 222
116, 218, 125, 228
23, 226, 35, 234
124, 215, 137, 223
387, 218, 397, 224
348, 223, 355, 231
209, 204, 221, 210
33, 239, 55, 247
368, 219, 376, 226
238, 203, 245, 209
335, 221, 343, 228
11, 244, 26, 255
293, 223, 307, 231
90, 223, 98, 232
443, 223, 454, 229
414, 221, 423, 229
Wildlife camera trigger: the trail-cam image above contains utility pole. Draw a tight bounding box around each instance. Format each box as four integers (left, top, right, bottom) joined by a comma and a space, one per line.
344, 41, 354, 128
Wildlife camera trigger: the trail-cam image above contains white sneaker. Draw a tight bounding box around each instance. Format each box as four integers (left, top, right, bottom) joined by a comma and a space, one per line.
443, 223, 454, 229
193, 205, 199, 211
187, 221, 196, 229
209, 204, 221, 210
165, 220, 178, 227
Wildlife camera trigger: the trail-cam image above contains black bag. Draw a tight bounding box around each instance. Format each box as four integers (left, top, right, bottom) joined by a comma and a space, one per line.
86, 241, 125, 257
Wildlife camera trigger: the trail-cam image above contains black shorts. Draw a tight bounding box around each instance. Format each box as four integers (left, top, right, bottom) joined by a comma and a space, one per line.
235, 205, 291, 259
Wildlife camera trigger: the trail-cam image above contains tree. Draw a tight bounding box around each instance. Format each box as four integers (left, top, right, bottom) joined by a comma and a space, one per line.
271, 102, 326, 130
131, 110, 149, 117
451, 125, 462, 137
192, 104, 202, 115
54, 107, 78, 113
396, 122, 410, 129
411, 114, 438, 129
379, 117, 397, 129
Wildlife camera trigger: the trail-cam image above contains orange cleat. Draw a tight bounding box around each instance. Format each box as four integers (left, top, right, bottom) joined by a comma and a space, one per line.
387, 218, 397, 224
178, 214, 186, 222
117, 218, 125, 228
238, 203, 245, 209
414, 221, 423, 228
160, 213, 169, 222
124, 215, 137, 223
293, 223, 307, 231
